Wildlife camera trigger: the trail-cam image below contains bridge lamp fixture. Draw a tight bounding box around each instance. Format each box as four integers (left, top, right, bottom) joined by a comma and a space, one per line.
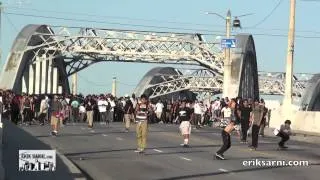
205, 11, 254, 29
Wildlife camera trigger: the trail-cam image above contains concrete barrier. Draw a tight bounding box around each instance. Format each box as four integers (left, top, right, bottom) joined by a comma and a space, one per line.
269, 107, 320, 135
0, 117, 4, 180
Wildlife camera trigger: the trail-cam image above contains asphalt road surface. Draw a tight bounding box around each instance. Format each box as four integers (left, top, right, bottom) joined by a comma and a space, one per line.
6, 122, 320, 180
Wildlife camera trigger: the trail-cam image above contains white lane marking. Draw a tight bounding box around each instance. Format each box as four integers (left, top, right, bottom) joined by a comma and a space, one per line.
179, 156, 192, 161
81, 127, 85, 130
116, 137, 123, 141
90, 130, 95, 133
56, 150, 81, 174
153, 149, 163, 153
219, 168, 228, 172
102, 134, 108, 137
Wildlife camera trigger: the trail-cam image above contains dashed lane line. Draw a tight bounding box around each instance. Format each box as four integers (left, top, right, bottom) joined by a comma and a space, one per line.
116, 137, 123, 141
179, 156, 192, 161
153, 149, 163, 153
218, 168, 229, 172
160, 130, 313, 162
102, 134, 108, 137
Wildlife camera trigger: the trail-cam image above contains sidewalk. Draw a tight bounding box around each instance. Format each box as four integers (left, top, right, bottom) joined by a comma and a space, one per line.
1, 119, 87, 180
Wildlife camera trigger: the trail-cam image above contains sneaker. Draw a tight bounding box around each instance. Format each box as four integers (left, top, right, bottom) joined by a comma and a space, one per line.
51, 131, 57, 136
279, 145, 288, 149
134, 149, 141, 153
215, 153, 225, 160
250, 147, 257, 151
139, 150, 145, 154
183, 144, 189, 148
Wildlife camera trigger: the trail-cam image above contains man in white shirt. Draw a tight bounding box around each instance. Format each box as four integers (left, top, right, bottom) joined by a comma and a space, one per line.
98, 96, 108, 125
107, 96, 116, 123
213, 98, 221, 119
221, 105, 232, 121
79, 103, 86, 122
155, 100, 164, 122
193, 100, 203, 129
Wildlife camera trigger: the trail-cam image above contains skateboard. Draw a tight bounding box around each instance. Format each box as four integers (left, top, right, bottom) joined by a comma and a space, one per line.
214, 155, 226, 160
276, 147, 288, 151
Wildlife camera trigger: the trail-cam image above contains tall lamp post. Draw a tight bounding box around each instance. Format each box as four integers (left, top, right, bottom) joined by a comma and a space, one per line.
206, 10, 232, 98
283, 0, 296, 119
206, 10, 251, 98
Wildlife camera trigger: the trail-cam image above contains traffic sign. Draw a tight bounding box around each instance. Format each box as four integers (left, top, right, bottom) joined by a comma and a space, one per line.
221, 38, 236, 48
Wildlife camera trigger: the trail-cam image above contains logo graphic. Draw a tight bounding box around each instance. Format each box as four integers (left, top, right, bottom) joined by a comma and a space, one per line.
19, 150, 56, 171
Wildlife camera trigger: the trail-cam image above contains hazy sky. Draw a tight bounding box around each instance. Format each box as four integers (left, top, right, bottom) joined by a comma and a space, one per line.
1, 0, 319, 95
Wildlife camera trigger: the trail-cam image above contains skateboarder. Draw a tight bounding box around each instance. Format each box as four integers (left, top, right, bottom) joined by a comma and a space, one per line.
275, 120, 292, 149
215, 120, 236, 160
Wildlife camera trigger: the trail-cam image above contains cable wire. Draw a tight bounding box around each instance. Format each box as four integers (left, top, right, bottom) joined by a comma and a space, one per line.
5, 11, 320, 39
4, 12, 227, 34
6, 3, 320, 35
3, 13, 19, 32
246, 0, 284, 28
6, 6, 225, 28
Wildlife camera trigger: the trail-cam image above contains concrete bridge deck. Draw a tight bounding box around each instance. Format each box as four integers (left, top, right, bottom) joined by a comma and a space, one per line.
1, 121, 320, 180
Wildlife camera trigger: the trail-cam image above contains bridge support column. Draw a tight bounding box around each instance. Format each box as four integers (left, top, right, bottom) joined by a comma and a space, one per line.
41, 56, 47, 94
28, 64, 34, 94
71, 73, 78, 95
34, 58, 41, 94
112, 77, 117, 97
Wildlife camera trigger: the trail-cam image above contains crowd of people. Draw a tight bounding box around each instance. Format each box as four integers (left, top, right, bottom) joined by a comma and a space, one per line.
0, 89, 291, 156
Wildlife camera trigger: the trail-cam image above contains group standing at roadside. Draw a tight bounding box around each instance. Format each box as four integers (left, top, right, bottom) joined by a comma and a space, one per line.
0, 89, 292, 158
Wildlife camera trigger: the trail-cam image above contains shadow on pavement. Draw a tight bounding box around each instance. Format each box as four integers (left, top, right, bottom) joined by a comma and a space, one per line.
34, 130, 177, 138
2, 120, 85, 180
64, 144, 221, 157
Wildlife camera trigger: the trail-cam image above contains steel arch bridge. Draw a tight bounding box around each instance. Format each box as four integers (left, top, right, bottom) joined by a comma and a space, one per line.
133, 68, 310, 99
0, 24, 316, 110
0, 24, 259, 99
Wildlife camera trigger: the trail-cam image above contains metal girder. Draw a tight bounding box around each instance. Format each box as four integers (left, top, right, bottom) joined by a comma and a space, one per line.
146, 69, 311, 99
258, 72, 311, 97
147, 74, 223, 98
25, 27, 225, 76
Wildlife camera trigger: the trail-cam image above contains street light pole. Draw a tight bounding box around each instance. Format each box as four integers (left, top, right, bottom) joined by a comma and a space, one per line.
283, 0, 296, 118
223, 10, 232, 98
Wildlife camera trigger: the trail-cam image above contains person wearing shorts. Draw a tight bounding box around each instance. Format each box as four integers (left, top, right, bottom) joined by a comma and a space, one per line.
178, 100, 193, 148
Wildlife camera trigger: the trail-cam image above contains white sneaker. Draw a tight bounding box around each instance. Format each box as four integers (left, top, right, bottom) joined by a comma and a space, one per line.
134, 149, 141, 153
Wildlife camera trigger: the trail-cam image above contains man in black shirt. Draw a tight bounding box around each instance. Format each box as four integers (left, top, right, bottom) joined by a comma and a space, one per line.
85, 95, 95, 128
123, 95, 134, 132
240, 99, 252, 143
178, 100, 192, 147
